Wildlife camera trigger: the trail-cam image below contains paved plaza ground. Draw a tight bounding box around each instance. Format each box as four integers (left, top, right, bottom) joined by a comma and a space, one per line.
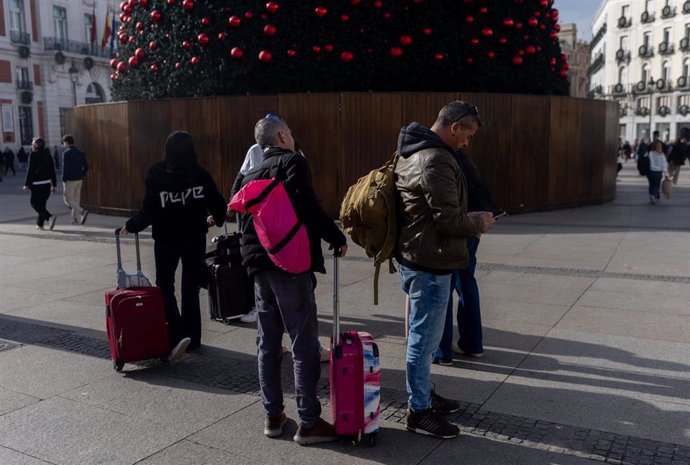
0, 161, 689, 465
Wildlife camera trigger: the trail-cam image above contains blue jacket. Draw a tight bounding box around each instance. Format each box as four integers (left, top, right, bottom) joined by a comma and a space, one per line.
62, 146, 88, 181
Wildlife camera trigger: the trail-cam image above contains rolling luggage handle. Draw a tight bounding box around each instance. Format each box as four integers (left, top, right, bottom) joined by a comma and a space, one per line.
333, 253, 340, 342
114, 228, 152, 289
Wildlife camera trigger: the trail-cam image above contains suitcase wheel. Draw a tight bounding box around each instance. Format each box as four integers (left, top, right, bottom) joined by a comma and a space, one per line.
113, 360, 124, 372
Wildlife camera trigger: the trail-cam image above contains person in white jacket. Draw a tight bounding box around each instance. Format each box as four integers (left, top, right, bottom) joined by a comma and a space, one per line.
647, 140, 668, 204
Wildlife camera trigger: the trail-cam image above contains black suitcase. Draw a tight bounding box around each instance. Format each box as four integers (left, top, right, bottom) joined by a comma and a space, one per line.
205, 233, 254, 323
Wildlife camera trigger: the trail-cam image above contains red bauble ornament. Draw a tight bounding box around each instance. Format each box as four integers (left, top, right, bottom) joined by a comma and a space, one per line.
351, 0, 361, 4
287, 49, 296, 57
325, 44, 334, 52
341, 51, 354, 62
263, 24, 277, 36
116, 61, 126, 72
466, 57, 474, 64
150, 10, 161, 22
128, 35, 135, 43
482, 28, 493, 36
499, 37, 507, 44
525, 45, 536, 54
118, 34, 128, 45
435, 53, 446, 61
230, 47, 243, 59
228, 16, 241, 27
466, 16, 475, 23
390, 47, 403, 57
528, 17, 538, 26
110, 72, 119, 80
167, 0, 175, 4
550, 58, 557, 65
470, 37, 480, 45
383, 12, 391, 19
560, 70, 568, 78
139, 0, 148, 6
423, 27, 432, 35
258, 50, 272, 61
128, 56, 140, 67
554, 24, 561, 32
503, 18, 514, 27
549, 32, 558, 40
540, 0, 549, 6
374, 1, 382, 7
400, 35, 413, 46
512, 56, 523, 65
198, 33, 209, 45
123, 4, 133, 15
175, 62, 181, 69
135, 47, 145, 60
314, 6, 327, 17
266, 1, 279, 13
245, 11, 253, 19
517, 49, 525, 55
182, 40, 191, 48
119, 1, 127, 12
341, 14, 349, 21
488, 51, 495, 59
539, 24, 546, 30
190, 56, 200, 65
515, 22, 523, 29
110, 58, 118, 69
135, 21, 144, 30
150, 64, 159, 73
182, 0, 194, 11
563, 63, 570, 71
312, 45, 322, 53
218, 32, 226, 41
201, 17, 211, 25
479, 6, 488, 13
149, 41, 158, 50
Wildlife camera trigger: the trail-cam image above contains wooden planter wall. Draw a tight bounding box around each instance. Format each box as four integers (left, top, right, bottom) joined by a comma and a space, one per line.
66, 92, 618, 218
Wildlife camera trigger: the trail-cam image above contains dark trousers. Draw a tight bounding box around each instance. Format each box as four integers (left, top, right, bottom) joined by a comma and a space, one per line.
5, 162, 15, 175
436, 236, 483, 360
30, 184, 52, 227
154, 234, 206, 349
647, 170, 662, 198
254, 269, 322, 428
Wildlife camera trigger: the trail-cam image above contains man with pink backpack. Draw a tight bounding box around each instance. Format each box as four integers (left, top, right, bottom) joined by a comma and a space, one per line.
234, 116, 348, 445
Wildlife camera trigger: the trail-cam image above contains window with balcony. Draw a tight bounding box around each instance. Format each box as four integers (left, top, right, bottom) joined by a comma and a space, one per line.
642, 63, 651, 83
15, 66, 30, 88
622, 4, 630, 16
662, 60, 671, 81
646, 0, 654, 11
685, 58, 690, 76
664, 27, 672, 42
619, 66, 628, 83
621, 36, 629, 49
644, 32, 652, 47
10, 0, 26, 34
84, 13, 95, 45
53, 6, 68, 45
18, 106, 33, 146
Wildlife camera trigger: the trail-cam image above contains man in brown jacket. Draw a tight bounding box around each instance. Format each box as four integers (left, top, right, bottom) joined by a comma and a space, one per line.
395, 100, 495, 438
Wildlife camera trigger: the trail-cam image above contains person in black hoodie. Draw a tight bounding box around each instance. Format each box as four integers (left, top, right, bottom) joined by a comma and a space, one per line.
434, 148, 500, 364
23, 137, 57, 230
120, 131, 227, 360
237, 116, 347, 445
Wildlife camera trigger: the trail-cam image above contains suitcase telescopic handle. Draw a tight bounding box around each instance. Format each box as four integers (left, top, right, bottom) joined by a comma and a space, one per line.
114, 228, 143, 273
333, 253, 340, 342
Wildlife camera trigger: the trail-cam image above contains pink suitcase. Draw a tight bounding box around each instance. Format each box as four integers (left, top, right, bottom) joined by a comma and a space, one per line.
106, 230, 169, 372
330, 255, 381, 445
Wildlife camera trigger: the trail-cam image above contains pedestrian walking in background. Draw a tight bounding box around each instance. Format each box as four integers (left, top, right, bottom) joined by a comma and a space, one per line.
23, 138, 57, 230
667, 138, 687, 185
647, 141, 668, 204
17, 146, 28, 171
3, 147, 15, 175
61, 134, 90, 225
395, 101, 494, 439
121, 131, 228, 359
53, 146, 61, 171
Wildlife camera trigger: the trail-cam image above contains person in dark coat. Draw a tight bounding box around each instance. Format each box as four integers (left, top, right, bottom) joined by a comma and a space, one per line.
3, 147, 15, 175
23, 138, 57, 230
120, 131, 228, 360
17, 146, 28, 171
667, 138, 687, 185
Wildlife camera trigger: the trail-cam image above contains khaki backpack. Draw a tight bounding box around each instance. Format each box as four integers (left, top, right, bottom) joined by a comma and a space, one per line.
339, 152, 399, 305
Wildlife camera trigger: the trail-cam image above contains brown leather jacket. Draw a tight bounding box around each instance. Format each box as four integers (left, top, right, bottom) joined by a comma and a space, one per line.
394, 123, 483, 272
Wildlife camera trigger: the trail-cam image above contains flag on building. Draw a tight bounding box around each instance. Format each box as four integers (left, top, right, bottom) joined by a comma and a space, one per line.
109, 13, 116, 49
101, 10, 112, 47
90, 6, 97, 44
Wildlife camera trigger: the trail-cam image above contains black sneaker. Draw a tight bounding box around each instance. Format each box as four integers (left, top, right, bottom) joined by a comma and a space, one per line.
264, 412, 287, 438
406, 408, 459, 439
293, 418, 338, 445
431, 390, 461, 414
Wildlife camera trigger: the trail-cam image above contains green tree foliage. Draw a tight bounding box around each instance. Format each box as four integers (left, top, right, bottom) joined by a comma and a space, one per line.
111, 0, 569, 100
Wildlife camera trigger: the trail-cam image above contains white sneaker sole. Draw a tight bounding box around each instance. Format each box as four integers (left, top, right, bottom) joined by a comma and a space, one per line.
168, 337, 191, 362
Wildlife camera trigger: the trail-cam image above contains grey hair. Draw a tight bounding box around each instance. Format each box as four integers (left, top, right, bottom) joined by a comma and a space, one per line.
435, 100, 482, 130
254, 117, 289, 148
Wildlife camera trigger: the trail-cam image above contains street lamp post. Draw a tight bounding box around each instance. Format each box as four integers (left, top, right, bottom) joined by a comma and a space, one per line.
648, 76, 655, 141
68, 62, 79, 107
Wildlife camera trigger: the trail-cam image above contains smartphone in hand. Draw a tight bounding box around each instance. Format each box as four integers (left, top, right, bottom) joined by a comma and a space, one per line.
493, 209, 507, 220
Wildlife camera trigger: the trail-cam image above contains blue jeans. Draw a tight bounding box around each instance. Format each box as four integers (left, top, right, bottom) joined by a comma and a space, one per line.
399, 264, 451, 412
436, 237, 484, 361
647, 170, 662, 198
154, 234, 206, 349
254, 270, 322, 428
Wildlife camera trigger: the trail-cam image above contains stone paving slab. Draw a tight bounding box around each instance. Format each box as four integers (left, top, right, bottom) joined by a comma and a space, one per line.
137, 440, 268, 465
0, 446, 55, 465
0, 386, 39, 416
0, 397, 187, 465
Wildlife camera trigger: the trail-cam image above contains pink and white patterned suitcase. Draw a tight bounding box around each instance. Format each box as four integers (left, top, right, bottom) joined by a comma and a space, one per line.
330, 255, 381, 445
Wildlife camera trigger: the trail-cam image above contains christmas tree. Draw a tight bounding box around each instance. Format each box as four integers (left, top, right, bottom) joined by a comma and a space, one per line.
111, 0, 569, 100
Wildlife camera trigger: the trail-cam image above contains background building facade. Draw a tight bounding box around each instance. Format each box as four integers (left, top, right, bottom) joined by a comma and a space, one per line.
0, 0, 117, 152
590, 0, 690, 143
559, 23, 592, 98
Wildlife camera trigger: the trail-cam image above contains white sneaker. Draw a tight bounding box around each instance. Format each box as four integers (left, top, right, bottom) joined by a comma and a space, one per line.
240, 307, 258, 323
168, 337, 191, 362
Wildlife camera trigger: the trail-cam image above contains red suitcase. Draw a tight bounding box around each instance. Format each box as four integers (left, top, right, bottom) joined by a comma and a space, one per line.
105, 230, 169, 372
330, 255, 381, 445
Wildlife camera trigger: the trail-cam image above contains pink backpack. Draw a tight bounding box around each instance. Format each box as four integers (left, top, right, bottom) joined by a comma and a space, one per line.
229, 177, 311, 274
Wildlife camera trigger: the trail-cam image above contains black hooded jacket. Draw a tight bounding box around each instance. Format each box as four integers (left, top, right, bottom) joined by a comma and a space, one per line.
125, 132, 227, 242
454, 150, 499, 213
24, 148, 56, 188
237, 147, 346, 277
